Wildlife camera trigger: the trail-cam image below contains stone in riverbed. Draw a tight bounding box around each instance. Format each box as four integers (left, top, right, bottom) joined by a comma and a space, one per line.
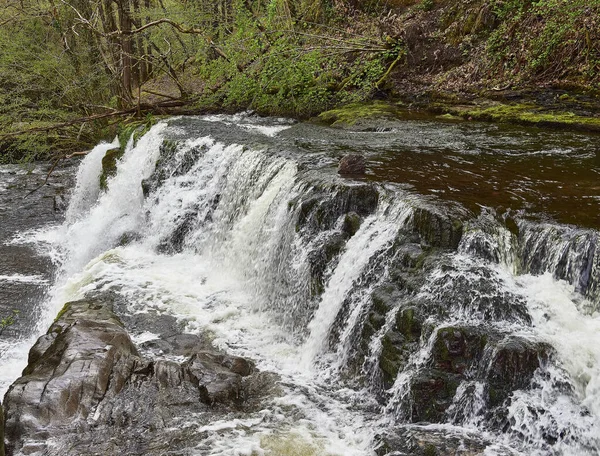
3, 297, 271, 455
338, 154, 366, 176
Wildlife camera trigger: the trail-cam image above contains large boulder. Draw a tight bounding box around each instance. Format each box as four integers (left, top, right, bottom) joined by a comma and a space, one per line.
3, 298, 270, 455
4, 300, 140, 454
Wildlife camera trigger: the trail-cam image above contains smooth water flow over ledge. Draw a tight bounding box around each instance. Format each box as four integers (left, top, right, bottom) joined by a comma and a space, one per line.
1, 114, 599, 455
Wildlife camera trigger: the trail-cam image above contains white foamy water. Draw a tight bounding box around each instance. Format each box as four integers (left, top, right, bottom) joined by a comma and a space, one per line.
65, 137, 119, 223
302, 199, 413, 373
0, 274, 48, 284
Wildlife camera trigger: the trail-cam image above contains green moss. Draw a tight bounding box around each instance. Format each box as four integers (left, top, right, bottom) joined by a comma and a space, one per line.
379, 333, 404, 382
317, 101, 400, 128
54, 301, 73, 322
396, 307, 420, 341
99, 147, 124, 191
423, 445, 439, 456
432, 328, 454, 363
436, 113, 463, 121
451, 103, 600, 131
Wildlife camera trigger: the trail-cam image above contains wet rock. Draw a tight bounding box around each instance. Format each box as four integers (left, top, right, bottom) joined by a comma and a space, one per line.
3, 297, 271, 455
117, 231, 142, 246
99, 147, 124, 190
342, 211, 362, 236
4, 299, 139, 454
184, 352, 254, 404
375, 426, 488, 455
410, 370, 461, 422
395, 242, 425, 269
431, 326, 487, 375
308, 232, 347, 296
295, 183, 379, 234
487, 337, 549, 407
242, 371, 283, 410
157, 209, 198, 253
141, 140, 179, 198
418, 263, 532, 324
411, 207, 464, 250
142, 139, 203, 198
53, 194, 67, 213
379, 307, 423, 388
338, 154, 366, 176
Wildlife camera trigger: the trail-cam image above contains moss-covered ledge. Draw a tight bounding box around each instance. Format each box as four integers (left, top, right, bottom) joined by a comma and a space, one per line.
315, 96, 600, 133
315, 101, 402, 129
442, 102, 600, 132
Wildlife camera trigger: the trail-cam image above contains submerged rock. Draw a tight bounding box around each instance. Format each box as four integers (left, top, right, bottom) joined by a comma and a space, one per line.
338, 154, 366, 176
3, 297, 275, 455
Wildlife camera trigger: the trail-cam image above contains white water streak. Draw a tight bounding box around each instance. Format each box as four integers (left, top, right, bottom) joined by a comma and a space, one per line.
302, 200, 412, 370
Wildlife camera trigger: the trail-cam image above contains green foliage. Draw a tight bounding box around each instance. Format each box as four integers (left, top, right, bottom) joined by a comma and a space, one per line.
486, 0, 600, 82
0, 310, 19, 336
0, 1, 113, 162
191, 0, 392, 117
419, 0, 435, 12
3, 0, 597, 163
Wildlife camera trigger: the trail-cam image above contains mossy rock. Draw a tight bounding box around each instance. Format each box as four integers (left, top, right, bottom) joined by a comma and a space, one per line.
54, 301, 73, 322
295, 184, 379, 234
411, 207, 464, 250
99, 147, 124, 191
430, 326, 487, 375
316, 101, 400, 129
308, 233, 348, 297
376, 305, 424, 388
379, 331, 406, 387
409, 369, 461, 422
396, 307, 422, 342
450, 102, 600, 132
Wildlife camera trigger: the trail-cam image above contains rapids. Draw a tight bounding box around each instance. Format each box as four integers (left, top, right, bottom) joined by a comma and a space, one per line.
1, 113, 599, 455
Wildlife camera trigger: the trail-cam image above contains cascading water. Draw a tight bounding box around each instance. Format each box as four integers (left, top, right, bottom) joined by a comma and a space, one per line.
1, 114, 599, 455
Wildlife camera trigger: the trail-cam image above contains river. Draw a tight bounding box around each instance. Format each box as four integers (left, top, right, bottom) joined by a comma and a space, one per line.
0, 114, 599, 455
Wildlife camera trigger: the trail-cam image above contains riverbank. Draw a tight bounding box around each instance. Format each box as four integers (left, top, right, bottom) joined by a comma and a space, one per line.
1, 0, 599, 162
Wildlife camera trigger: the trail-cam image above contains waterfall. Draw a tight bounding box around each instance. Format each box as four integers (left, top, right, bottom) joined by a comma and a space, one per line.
3, 114, 600, 455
